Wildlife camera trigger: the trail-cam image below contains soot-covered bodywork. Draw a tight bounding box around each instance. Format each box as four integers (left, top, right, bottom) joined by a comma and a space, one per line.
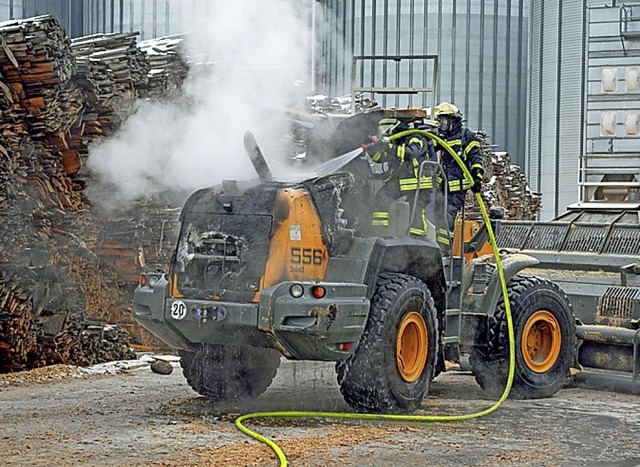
134, 170, 447, 363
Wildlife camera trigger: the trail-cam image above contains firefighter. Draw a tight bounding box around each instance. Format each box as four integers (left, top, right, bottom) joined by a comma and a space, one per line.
364, 117, 438, 238
432, 102, 484, 250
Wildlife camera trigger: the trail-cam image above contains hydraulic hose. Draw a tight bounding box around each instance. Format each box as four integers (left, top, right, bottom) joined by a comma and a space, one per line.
235, 129, 515, 467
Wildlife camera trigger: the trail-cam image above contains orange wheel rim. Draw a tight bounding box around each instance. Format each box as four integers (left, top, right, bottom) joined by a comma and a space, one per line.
396, 312, 428, 383
521, 310, 562, 373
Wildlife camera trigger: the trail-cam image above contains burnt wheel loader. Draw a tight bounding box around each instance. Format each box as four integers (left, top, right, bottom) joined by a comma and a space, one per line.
134, 108, 578, 413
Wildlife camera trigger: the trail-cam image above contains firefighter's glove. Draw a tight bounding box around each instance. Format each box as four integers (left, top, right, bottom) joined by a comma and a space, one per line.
470, 167, 484, 194
364, 139, 389, 162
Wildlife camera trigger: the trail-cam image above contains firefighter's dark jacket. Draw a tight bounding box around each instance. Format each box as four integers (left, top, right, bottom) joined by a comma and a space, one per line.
437, 121, 483, 192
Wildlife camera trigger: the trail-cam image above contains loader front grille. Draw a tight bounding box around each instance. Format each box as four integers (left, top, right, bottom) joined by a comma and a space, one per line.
603, 225, 640, 255
523, 224, 567, 251
598, 286, 640, 321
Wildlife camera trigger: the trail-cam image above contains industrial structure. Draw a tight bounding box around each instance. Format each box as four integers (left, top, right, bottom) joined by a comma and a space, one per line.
3, 1, 640, 219
315, 0, 529, 173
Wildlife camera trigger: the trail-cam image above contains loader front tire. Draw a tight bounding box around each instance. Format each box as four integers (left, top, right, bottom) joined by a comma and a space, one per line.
469, 275, 576, 399
179, 344, 281, 401
337, 273, 438, 413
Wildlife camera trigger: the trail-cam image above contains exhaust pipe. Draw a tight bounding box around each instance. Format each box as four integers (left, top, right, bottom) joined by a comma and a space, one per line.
243, 130, 273, 182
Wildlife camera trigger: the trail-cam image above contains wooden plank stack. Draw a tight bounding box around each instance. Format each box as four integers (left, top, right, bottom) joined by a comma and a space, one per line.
0, 16, 183, 372
466, 131, 542, 221
70, 32, 149, 148
137, 34, 189, 99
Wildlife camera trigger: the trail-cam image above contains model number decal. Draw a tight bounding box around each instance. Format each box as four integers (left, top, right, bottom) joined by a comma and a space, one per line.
290, 247, 323, 265
170, 300, 187, 320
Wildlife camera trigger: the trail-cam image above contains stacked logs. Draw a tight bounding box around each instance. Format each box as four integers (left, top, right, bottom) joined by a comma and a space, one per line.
0, 16, 188, 371
137, 34, 189, 99
69, 32, 148, 149
466, 132, 542, 221
0, 263, 135, 371
0, 268, 40, 370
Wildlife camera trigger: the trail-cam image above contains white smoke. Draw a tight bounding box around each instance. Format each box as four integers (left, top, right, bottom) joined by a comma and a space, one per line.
88, 0, 313, 205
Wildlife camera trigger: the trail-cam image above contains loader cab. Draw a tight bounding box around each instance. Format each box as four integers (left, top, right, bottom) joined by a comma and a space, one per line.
316, 107, 488, 360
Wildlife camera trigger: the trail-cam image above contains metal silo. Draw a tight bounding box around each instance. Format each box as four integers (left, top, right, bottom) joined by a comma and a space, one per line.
526, 0, 586, 220
315, 0, 529, 166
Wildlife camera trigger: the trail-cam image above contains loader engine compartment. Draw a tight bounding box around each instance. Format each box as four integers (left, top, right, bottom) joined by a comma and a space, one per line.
172, 173, 361, 302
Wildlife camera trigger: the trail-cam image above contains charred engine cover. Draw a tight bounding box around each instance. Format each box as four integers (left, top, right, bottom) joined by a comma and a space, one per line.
172, 174, 357, 302
173, 182, 282, 302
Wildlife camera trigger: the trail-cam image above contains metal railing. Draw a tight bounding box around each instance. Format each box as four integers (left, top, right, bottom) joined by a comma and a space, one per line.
350, 55, 439, 113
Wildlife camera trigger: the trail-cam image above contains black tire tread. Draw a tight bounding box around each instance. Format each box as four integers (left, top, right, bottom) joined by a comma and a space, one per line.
179, 344, 281, 401
469, 275, 575, 399
337, 272, 438, 413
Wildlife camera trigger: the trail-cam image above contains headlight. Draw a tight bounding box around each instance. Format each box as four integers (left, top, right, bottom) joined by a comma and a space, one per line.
290, 284, 304, 298
148, 275, 159, 287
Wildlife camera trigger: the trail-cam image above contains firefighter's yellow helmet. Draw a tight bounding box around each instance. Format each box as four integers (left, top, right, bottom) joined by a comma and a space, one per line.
433, 102, 462, 119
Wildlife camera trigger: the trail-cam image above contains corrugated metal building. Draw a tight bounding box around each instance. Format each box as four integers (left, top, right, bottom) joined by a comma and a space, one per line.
526, 0, 587, 220
528, 0, 640, 219
0, 0, 200, 39
315, 0, 530, 167
0, 0, 83, 36
578, 1, 640, 209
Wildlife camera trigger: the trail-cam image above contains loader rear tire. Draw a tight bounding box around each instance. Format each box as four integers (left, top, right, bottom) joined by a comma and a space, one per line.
336, 273, 438, 413
179, 344, 281, 401
469, 275, 576, 399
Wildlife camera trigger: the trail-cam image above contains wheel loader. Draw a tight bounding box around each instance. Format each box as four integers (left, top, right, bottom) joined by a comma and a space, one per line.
133, 108, 578, 413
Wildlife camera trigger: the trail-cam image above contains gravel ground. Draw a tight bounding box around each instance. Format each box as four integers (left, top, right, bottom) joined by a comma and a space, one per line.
1, 357, 639, 466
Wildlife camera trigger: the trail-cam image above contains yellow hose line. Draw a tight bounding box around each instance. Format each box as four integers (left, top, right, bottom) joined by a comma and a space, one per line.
235, 129, 515, 467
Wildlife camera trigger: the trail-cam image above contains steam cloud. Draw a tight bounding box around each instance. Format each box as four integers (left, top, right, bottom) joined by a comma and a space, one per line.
88, 0, 313, 206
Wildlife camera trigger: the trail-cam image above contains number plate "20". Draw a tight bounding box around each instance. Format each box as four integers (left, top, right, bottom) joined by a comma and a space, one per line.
290, 247, 323, 265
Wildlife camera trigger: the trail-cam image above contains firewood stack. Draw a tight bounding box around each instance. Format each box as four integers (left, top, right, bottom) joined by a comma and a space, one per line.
466, 132, 542, 221
91, 197, 183, 346
0, 16, 144, 371
70, 32, 149, 146
70, 55, 117, 144
0, 267, 40, 370
70, 32, 149, 104
137, 34, 189, 100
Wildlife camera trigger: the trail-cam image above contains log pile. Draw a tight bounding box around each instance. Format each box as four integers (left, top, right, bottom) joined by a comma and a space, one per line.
137, 34, 189, 99
71, 32, 149, 101
0, 15, 189, 372
466, 132, 542, 221
70, 32, 148, 147
0, 264, 135, 371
